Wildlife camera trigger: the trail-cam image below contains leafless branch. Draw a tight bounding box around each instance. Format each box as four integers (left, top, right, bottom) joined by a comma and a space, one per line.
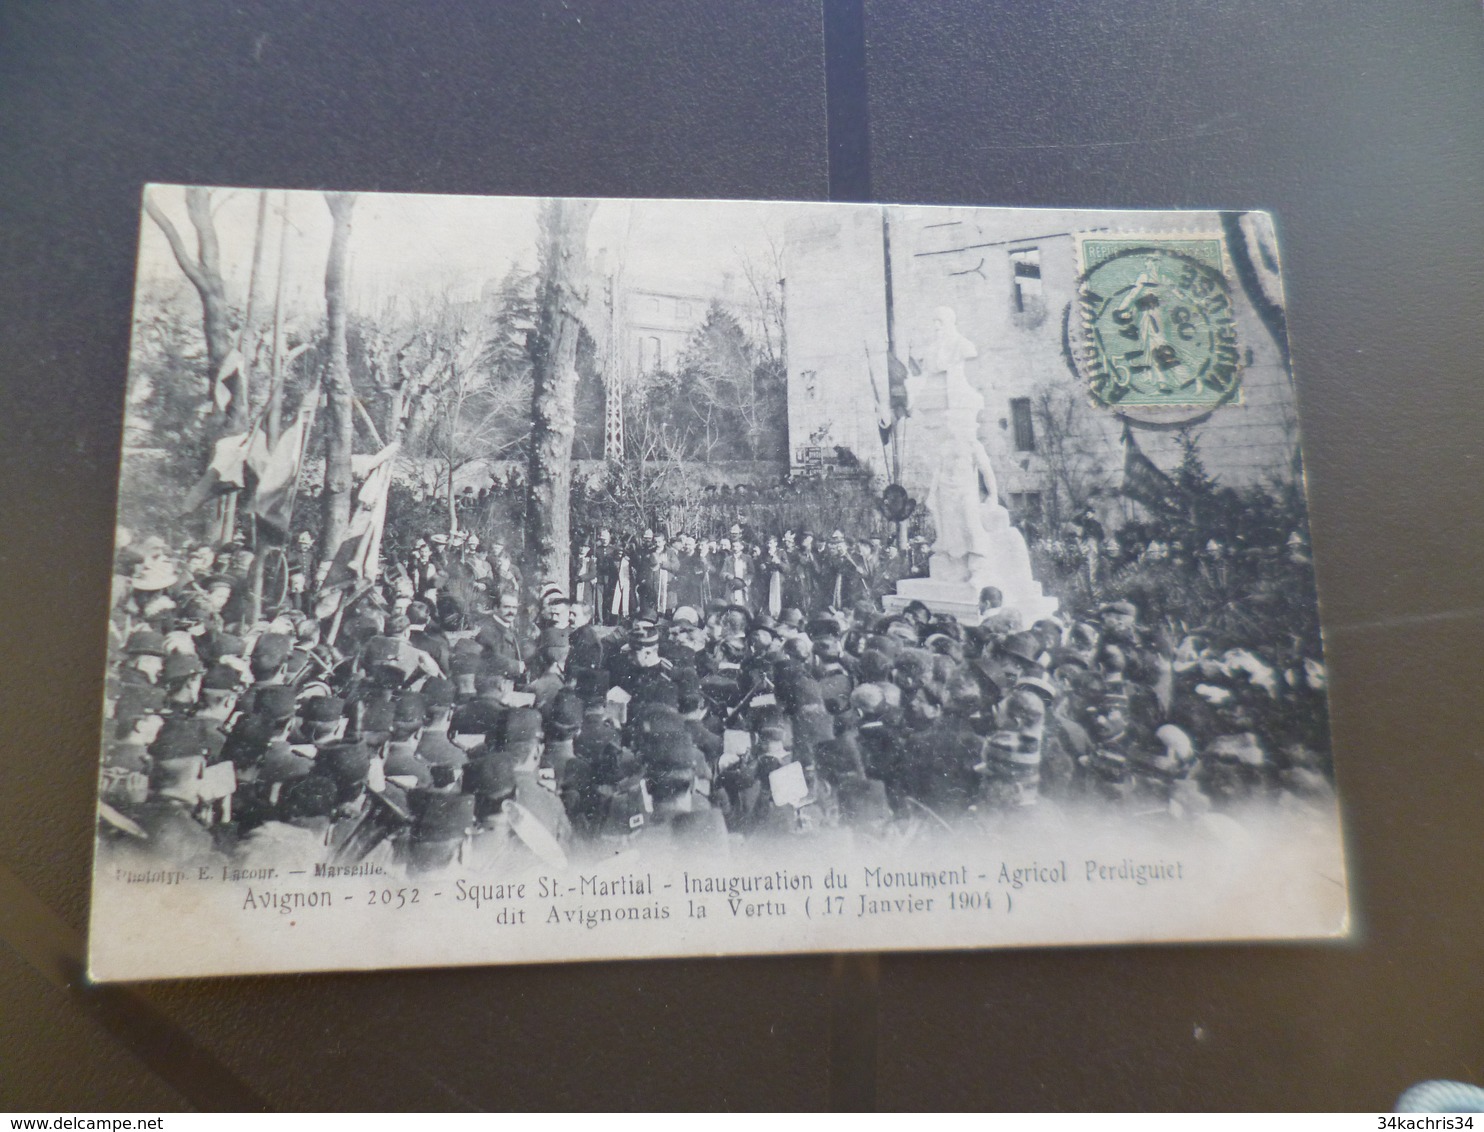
143, 191, 209, 294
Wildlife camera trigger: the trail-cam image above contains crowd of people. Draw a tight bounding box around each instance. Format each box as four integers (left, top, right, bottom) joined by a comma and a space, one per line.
98, 514, 1335, 878
570, 525, 932, 624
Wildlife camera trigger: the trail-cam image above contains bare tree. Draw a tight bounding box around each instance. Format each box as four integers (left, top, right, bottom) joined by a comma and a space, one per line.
421, 319, 530, 532
320, 192, 357, 559
143, 187, 235, 428
1032, 385, 1115, 529
360, 315, 418, 443
593, 417, 701, 537
737, 231, 788, 371
525, 197, 598, 595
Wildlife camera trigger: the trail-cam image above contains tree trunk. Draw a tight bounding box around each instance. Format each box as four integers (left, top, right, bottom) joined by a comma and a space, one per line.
183, 189, 234, 422
234, 191, 269, 437
266, 191, 290, 446
144, 187, 231, 429
320, 192, 358, 561
524, 197, 597, 599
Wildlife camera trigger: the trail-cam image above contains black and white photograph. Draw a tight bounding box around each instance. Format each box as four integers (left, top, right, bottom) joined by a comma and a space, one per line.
89, 188, 1347, 980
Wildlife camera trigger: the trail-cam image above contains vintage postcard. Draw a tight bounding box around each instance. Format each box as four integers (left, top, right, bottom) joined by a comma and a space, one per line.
89, 189, 1345, 980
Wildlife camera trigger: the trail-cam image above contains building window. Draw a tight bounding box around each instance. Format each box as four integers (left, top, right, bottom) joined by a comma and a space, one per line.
1009, 247, 1042, 313
676, 300, 691, 319
1010, 397, 1036, 452
639, 335, 662, 373
1009, 492, 1044, 520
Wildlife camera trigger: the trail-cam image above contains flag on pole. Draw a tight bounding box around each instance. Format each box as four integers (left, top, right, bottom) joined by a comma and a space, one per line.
322, 443, 400, 587
1120, 423, 1183, 516
179, 431, 253, 516
887, 352, 910, 419
248, 404, 313, 538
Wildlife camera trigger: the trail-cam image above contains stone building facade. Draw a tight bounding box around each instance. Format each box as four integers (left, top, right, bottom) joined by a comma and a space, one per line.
785, 204, 1300, 532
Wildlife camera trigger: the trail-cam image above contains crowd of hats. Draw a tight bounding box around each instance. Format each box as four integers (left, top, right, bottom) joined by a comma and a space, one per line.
97, 523, 1337, 875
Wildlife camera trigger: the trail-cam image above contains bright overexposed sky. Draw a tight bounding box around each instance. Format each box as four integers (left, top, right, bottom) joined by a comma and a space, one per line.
135, 186, 791, 324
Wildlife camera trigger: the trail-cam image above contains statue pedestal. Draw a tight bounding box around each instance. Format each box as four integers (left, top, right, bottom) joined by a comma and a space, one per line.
883, 574, 1059, 626
883, 577, 983, 622
883, 510, 1059, 626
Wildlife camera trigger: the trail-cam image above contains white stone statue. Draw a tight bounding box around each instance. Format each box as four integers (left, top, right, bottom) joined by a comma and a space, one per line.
890, 306, 1057, 622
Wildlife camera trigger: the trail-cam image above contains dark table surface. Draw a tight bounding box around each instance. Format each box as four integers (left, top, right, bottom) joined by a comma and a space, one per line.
1, 0, 1480, 1111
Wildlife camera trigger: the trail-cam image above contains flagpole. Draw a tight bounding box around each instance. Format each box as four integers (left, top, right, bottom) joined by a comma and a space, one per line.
882, 208, 908, 550
864, 342, 891, 473
284, 367, 324, 557
244, 360, 323, 626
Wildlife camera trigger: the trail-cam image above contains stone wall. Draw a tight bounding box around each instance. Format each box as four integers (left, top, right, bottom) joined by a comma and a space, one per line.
785, 205, 1302, 530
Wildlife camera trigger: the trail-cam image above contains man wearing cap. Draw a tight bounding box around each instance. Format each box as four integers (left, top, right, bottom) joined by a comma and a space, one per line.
310, 737, 409, 862
978, 687, 1047, 811
125, 757, 218, 864
373, 614, 445, 683
411, 679, 468, 779
1098, 599, 1141, 646
608, 620, 671, 702
457, 753, 529, 870
636, 720, 728, 854
503, 707, 572, 846
191, 659, 244, 737
660, 607, 703, 665
808, 614, 858, 692
732, 710, 811, 837
1077, 702, 1136, 802
524, 626, 570, 713
672, 667, 722, 766
231, 771, 341, 870
232, 632, 293, 719
449, 653, 523, 744
541, 687, 585, 781
572, 667, 622, 775
382, 693, 435, 789
290, 694, 347, 747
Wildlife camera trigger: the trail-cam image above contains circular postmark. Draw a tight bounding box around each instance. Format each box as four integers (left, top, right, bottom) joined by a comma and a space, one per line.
1075, 238, 1242, 423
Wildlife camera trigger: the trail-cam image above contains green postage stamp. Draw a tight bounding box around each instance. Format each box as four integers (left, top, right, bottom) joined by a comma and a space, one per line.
1076, 236, 1242, 415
